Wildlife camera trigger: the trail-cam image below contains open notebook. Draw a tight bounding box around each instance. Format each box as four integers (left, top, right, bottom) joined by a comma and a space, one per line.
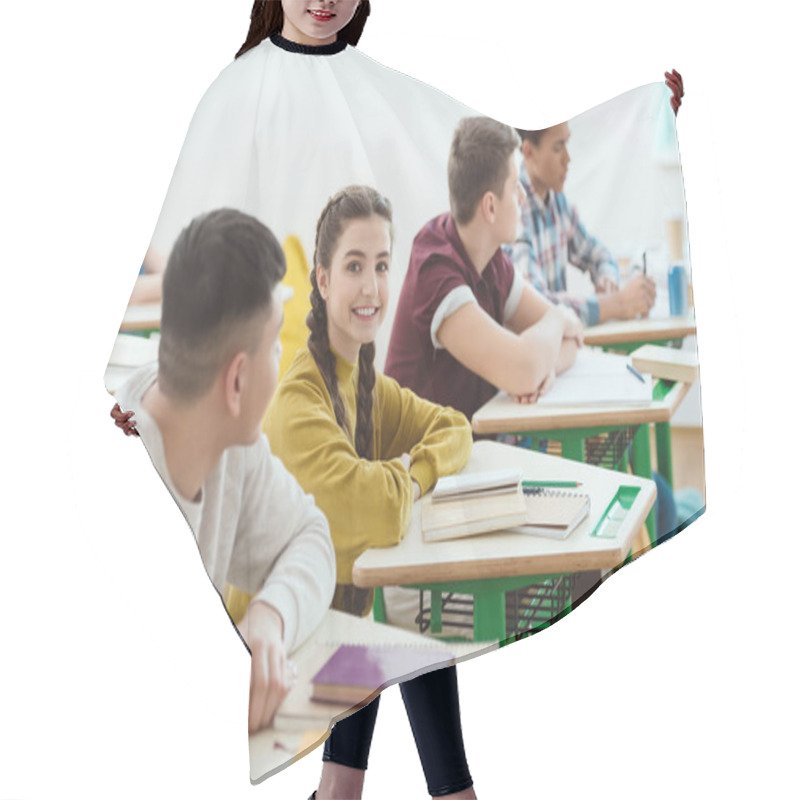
537, 348, 653, 407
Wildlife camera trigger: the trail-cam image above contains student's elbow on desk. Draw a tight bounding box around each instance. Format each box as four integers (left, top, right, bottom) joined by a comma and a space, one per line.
438, 309, 550, 398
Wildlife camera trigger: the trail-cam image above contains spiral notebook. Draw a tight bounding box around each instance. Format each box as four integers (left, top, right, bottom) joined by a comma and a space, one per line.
509, 487, 591, 540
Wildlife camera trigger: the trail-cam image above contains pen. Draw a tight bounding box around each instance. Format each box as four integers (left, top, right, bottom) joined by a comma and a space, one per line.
627, 363, 646, 383
522, 480, 583, 489
642, 250, 647, 276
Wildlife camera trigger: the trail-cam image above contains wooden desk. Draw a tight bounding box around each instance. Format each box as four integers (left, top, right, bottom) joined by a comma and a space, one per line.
472, 380, 689, 436
352, 442, 655, 642
583, 315, 696, 352
249, 610, 490, 783
119, 303, 161, 334
472, 362, 689, 542
631, 344, 700, 385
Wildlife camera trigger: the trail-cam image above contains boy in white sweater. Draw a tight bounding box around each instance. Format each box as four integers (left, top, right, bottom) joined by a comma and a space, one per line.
115, 209, 335, 732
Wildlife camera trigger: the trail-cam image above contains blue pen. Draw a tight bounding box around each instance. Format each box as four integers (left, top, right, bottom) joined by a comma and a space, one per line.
627, 363, 646, 383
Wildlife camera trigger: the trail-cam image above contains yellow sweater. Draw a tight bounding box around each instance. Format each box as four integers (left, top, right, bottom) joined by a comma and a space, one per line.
264, 348, 472, 585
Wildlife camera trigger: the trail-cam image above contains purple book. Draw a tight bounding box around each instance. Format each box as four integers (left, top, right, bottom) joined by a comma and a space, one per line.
311, 645, 455, 705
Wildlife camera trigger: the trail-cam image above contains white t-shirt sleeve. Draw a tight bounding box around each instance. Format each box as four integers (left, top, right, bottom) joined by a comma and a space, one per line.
430, 285, 478, 349
231, 437, 335, 654
503, 269, 524, 323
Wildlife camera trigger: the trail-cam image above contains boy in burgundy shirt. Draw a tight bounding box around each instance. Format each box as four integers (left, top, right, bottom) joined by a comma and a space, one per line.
386, 116, 582, 421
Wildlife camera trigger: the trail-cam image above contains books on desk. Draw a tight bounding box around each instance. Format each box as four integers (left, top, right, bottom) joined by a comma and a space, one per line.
537, 348, 653, 407
431, 468, 522, 501
311, 644, 454, 705
422, 470, 527, 542
510, 487, 591, 540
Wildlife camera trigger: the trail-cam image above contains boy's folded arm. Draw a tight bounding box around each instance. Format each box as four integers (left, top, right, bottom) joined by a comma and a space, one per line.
556, 336, 579, 375
230, 439, 335, 654
438, 299, 564, 398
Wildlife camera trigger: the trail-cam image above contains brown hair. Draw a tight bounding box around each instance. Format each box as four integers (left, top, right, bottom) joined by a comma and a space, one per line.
308, 186, 393, 459
448, 116, 520, 225
159, 209, 286, 402
236, 0, 372, 59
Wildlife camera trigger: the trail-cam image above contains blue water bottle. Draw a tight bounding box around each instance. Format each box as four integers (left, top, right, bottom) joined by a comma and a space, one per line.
668, 264, 688, 316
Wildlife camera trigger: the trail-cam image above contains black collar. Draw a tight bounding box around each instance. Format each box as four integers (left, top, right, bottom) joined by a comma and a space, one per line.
270, 33, 347, 56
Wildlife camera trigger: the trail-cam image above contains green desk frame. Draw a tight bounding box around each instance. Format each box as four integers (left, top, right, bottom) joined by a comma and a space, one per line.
372, 485, 644, 644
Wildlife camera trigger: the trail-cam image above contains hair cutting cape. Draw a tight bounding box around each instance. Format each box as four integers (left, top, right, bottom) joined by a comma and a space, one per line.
106, 35, 704, 783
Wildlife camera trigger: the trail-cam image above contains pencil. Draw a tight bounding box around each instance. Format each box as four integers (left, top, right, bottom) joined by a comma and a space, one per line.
522, 480, 583, 489
627, 363, 646, 383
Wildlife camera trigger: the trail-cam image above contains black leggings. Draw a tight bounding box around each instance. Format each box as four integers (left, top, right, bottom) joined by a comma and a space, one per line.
322, 665, 473, 797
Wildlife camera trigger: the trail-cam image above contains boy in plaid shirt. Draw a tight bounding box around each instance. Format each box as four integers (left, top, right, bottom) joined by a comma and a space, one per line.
510, 123, 655, 326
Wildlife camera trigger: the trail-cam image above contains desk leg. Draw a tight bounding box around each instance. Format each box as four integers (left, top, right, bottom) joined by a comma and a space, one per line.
655, 421, 674, 489
373, 587, 386, 623
631, 424, 656, 546
560, 434, 585, 463
473, 590, 506, 642
430, 590, 443, 634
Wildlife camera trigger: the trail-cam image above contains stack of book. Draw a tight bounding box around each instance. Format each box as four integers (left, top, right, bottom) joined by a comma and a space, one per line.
421, 469, 527, 542
422, 469, 590, 542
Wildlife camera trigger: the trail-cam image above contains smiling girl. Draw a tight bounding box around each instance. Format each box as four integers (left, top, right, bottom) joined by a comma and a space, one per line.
236, 0, 369, 54
264, 186, 477, 800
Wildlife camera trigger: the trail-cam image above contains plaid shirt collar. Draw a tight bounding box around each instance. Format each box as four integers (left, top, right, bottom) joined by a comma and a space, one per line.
520, 165, 556, 213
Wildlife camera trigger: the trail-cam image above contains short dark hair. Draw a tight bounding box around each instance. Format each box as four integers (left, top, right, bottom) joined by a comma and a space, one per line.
448, 117, 520, 225
158, 209, 286, 402
516, 128, 544, 147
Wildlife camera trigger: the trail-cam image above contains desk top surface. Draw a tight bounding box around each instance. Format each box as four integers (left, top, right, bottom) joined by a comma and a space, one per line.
249, 610, 490, 782
353, 441, 655, 588
120, 303, 161, 332
471, 378, 689, 435
583, 314, 696, 346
